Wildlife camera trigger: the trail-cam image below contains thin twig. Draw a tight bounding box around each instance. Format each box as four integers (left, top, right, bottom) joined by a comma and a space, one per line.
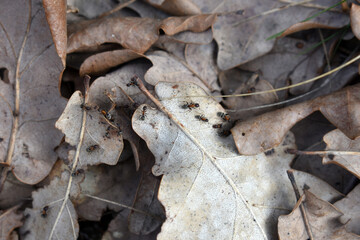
48, 75, 91, 240
286, 149, 360, 157
164, 53, 360, 100
287, 170, 314, 240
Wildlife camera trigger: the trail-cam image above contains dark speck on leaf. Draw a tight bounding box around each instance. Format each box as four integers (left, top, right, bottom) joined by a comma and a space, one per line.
264, 149, 275, 156
328, 154, 334, 160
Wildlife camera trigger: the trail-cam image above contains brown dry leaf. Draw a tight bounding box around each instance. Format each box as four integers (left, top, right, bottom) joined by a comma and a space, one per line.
0, 0, 66, 184
240, 37, 326, 97
334, 184, 360, 235
220, 71, 278, 120
144, 50, 213, 91
190, 0, 349, 70
67, 17, 161, 54
232, 84, 360, 155
20, 172, 80, 240
0, 206, 23, 240
144, 0, 201, 16
160, 14, 216, 35
79, 49, 143, 76
132, 81, 342, 239
323, 129, 360, 178
43, 0, 67, 66
351, 4, 360, 40
67, 14, 216, 54
278, 190, 360, 240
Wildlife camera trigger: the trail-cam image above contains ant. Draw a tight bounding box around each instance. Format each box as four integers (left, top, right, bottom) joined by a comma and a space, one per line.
80, 103, 91, 111
212, 123, 222, 128
217, 112, 230, 122
181, 102, 199, 111
41, 206, 49, 218
139, 106, 147, 120
218, 129, 231, 137
72, 169, 84, 177
86, 144, 99, 153
195, 115, 208, 122
126, 77, 138, 87
101, 110, 112, 121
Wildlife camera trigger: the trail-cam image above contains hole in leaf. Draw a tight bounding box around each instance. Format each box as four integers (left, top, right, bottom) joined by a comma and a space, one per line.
0, 68, 9, 83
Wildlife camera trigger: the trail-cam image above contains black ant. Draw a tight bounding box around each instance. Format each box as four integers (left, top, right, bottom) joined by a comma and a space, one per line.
86, 144, 99, 153
212, 123, 222, 128
139, 106, 147, 120
217, 112, 230, 121
72, 169, 84, 177
126, 77, 138, 87
41, 206, 49, 218
181, 102, 199, 110
195, 115, 208, 122
80, 103, 91, 110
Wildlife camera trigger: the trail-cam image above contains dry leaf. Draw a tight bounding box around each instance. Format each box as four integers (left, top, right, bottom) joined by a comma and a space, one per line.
144, 50, 213, 91
0, 0, 66, 184
67, 14, 216, 54
191, 0, 349, 70
323, 129, 360, 178
0, 172, 34, 209
20, 172, 80, 240
79, 49, 143, 76
278, 190, 360, 240
184, 42, 220, 91
144, 0, 201, 16
67, 17, 161, 54
132, 81, 342, 239
334, 184, 360, 235
56, 89, 123, 168
43, 0, 67, 66
232, 84, 360, 155
240, 37, 327, 98
0, 206, 23, 240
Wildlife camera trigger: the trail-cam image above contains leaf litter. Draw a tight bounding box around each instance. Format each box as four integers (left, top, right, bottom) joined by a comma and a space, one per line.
2, 0, 360, 239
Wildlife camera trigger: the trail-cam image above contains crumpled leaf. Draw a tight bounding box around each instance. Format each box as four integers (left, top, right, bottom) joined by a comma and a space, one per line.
323, 129, 360, 178
20, 172, 80, 240
191, 0, 349, 70
43, 0, 67, 66
334, 184, 360, 235
278, 190, 360, 240
67, 14, 216, 54
351, 4, 360, 40
232, 84, 360, 155
132, 81, 342, 239
0, 205, 23, 240
0, 0, 66, 184
144, 0, 201, 16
